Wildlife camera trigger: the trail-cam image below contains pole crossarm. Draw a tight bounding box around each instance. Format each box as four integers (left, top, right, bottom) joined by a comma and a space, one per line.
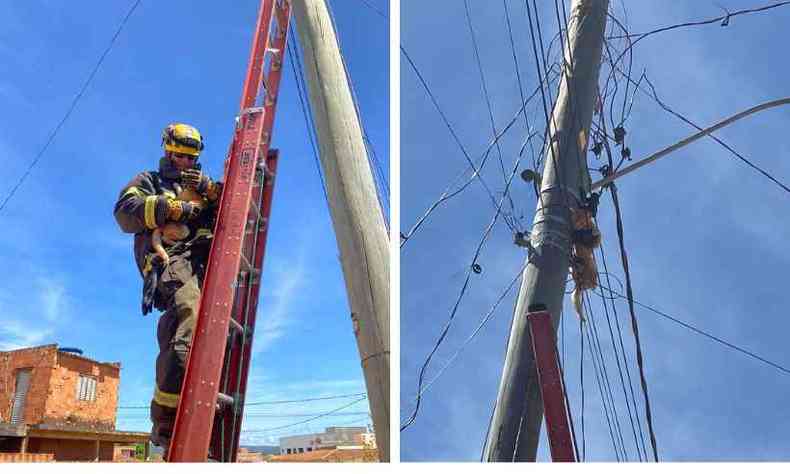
592, 97, 790, 190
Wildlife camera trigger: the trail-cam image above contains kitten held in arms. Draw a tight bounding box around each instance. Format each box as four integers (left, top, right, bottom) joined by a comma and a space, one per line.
152, 184, 206, 266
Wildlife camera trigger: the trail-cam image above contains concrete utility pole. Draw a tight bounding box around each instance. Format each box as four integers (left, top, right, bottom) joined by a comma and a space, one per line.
291, 0, 390, 462
483, 0, 609, 461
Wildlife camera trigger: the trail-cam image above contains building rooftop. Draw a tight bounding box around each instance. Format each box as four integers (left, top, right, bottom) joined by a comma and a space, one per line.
0, 344, 121, 370
269, 447, 378, 463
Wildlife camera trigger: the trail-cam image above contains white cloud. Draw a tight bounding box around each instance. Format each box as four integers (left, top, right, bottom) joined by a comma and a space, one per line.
253, 241, 311, 354
0, 272, 70, 350
38, 277, 66, 322
0, 320, 53, 351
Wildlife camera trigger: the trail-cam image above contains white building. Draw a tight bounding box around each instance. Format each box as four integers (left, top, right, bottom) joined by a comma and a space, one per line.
279, 426, 373, 455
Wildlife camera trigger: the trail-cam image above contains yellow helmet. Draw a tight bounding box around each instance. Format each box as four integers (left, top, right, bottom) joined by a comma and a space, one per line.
161, 123, 204, 157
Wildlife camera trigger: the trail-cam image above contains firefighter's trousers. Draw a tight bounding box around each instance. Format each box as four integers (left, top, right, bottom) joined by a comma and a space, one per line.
149, 251, 204, 444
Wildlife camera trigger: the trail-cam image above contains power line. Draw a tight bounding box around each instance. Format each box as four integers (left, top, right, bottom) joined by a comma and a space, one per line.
596, 104, 660, 462
119, 411, 370, 419
286, 27, 331, 206
240, 396, 368, 433
596, 245, 649, 460
0, 0, 142, 214
356, 0, 388, 19
601, 1, 790, 130
582, 298, 624, 461
640, 75, 790, 195
401, 153, 524, 432
401, 259, 529, 421
324, 0, 390, 219
118, 391, 367, 409
607, 1, 790, 41
599, 286, 790, 377
463, 0, 516, 198
399, 45, 518, 237
607, 181, 659, 462
400, 70, 558, 249
239, 415, 371, 437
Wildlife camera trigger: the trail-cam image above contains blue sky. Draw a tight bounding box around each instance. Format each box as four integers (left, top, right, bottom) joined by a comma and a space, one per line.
0, 0, 388, 446
401, 0, 790, 462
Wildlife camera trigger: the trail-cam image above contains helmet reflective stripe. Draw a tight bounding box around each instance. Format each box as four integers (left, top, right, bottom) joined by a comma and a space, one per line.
162, 123, 204, 157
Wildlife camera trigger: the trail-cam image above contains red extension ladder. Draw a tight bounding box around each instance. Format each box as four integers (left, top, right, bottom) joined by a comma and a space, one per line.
167, 0, 292, 462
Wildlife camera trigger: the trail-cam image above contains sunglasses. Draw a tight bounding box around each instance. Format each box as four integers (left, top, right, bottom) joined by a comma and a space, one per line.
172, 153, 198, 161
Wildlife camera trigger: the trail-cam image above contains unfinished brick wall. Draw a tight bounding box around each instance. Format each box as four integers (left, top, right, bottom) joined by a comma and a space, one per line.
42, 352, 120, 431
0, 345, 120, 431
27, 438, 115, 462
0, 345, 57, 425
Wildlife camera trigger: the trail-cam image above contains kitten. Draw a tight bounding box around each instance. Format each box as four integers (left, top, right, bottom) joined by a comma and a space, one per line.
569, 207, 601, 322
151, 184, 205, 266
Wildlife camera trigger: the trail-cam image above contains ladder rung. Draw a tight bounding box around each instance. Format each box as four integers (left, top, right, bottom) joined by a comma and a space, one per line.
217, 392, 235, 407
275, 2, 288, 31
249, 200, 261, 220
240, 254, 253, 272
228, 317, 245, 335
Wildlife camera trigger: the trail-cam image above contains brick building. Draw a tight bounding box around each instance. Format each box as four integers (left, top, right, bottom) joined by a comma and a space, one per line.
0, 344, 149, 462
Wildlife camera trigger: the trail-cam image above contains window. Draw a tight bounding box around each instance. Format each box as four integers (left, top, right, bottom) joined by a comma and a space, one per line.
298, 448, 304, 453
76, 375, 97, 402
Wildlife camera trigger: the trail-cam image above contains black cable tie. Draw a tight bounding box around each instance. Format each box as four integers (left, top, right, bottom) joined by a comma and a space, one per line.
614, 126, 626, 145
621, 147, 632, 160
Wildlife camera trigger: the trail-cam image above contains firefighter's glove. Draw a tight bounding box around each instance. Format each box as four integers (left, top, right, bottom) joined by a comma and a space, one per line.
182, 169, 221, 202
167, 198, 202, 223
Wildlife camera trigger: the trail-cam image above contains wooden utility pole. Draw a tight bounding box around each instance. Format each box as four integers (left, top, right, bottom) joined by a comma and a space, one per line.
483, 0, 609, 461
291, 0, 390, 462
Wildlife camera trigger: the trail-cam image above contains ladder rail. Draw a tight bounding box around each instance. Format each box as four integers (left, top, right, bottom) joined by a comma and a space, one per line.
168, 0, 291, 462
211, 152, 274, 461
224, 151, 279, 459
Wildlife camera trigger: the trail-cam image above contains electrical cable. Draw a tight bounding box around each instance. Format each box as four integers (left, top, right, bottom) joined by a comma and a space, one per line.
582, 298, 623, 461
118, 391, 368, 409
403, 260, 530, 408
401, 150, 524, 432
400, 45, 519, 235
356, 0, 388, 19
583, 292, 628, 461
608, 1, 790, 41
0, 0, 142, 214
597, 107, 661, 462
324, 0, 390, 219
241, 396, 368, 433
594, 246, 647, 461
400, 69, 559, 249
287, 28, 331, 208
463, 0, 519, 221
608, 182, 660, 462
601, 286, 790, 377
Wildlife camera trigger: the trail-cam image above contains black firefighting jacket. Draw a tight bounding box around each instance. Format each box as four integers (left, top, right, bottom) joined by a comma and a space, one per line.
113, 157, 220, 278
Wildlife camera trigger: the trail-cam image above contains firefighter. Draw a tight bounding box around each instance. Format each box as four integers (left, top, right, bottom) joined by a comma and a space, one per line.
113, 123, 222, 453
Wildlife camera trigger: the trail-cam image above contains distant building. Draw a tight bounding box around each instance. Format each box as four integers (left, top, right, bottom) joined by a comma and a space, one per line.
269, 446, 378, 463
236, 447, 266, 462
278, 426, 373, 455
0, 344, 149, 462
